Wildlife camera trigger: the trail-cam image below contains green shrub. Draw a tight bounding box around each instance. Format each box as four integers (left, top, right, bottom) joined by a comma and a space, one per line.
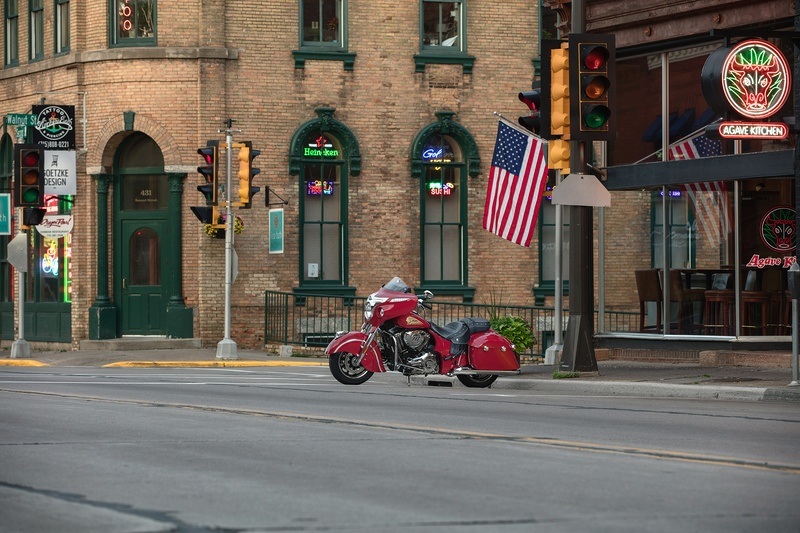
489, 315, 535, 353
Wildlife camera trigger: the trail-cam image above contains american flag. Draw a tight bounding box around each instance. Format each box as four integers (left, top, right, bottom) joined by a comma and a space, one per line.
668, 133, 722, 160
668, 134, 731, 248
482, 120, 548, 247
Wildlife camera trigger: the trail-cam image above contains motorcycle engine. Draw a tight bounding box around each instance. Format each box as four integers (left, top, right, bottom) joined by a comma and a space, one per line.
402, 330, 431, 351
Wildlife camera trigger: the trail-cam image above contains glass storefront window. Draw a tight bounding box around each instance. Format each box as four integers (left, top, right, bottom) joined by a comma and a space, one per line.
26, 196, 73, 303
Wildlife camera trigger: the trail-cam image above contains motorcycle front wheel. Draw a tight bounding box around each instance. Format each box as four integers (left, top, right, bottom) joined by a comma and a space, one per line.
329, 352, 374, 385
456, 374, 498, 388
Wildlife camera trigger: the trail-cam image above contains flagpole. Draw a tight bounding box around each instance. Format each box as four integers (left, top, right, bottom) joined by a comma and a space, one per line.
493, 112, 549, 143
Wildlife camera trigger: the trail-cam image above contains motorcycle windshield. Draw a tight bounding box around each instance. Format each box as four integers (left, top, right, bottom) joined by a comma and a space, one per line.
382, 277, 411, 293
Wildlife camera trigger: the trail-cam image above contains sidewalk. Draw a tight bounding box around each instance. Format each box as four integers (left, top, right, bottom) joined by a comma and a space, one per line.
1, 348, 799, 403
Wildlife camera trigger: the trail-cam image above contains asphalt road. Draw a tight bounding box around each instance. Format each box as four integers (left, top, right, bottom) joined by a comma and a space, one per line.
1, 365, 799, 532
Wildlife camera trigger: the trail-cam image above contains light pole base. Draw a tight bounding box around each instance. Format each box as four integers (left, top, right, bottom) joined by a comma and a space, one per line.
10, 339, 31, 359
216, 338, 238, 360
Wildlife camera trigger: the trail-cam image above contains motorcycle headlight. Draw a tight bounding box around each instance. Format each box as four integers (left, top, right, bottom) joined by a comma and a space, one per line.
364, 301, 374, 320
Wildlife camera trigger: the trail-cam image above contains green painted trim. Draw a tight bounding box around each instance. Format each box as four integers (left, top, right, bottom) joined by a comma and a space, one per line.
289, 107, 360, 176
533, 281, 570, 306
413, 53, 474, 74
410, 110, 480, 179
414, 284, 475, 303
292, 50, 356, 71
108, 0, 157, 48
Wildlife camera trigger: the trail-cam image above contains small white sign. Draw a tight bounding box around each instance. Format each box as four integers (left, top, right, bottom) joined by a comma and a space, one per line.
44, 150, 77, 196
35, 214, 73, 239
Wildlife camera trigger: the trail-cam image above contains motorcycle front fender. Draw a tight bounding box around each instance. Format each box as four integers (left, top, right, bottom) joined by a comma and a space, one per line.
325, 331, 386, 373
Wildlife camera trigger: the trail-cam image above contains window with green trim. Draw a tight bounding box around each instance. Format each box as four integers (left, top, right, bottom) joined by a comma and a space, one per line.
29, 0, 43, 60
301, 0, 344, 48
55, 0, 69, 54
300, 131, 346, 285
110, 0, 155, 46
5, 0, 18, 66
421, 0, 463, 52
652, 190, 693, 268
420, 133, 466, 284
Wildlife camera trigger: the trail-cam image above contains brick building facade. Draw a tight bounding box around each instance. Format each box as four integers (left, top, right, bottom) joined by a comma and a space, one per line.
0, 1, 572, 350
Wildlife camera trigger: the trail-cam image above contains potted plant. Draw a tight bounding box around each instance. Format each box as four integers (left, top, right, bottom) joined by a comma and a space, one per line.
204, 214, 244, 238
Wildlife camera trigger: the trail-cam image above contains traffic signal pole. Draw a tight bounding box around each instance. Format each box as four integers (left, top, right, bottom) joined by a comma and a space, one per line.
10, 224, 29, 359
216, 120, 238, 360
559, 0, 599, 372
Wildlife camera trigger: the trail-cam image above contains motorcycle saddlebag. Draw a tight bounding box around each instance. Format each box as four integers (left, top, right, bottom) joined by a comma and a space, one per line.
467, 331, 520, 371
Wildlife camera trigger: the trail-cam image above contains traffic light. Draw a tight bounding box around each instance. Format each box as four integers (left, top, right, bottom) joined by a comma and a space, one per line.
14, 144, 44, 207
569, 33, 615, 141
236, 141, 261, 209
22, 207, 47, 226
550, 43, 570, 138
548, 139, 571, 171
518, 89, 542, 135
197, 141, 219, 205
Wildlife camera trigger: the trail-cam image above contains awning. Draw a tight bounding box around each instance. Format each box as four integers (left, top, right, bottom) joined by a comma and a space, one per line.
604, 149, 794, 191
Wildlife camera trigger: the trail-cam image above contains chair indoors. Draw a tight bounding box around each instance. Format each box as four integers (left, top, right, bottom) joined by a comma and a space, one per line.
635, 269, 663, 332
668, 270, 704, 334
741, 270, 771, 336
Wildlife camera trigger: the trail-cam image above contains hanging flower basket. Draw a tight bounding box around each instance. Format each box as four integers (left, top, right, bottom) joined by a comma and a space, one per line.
204, 214, 244, 238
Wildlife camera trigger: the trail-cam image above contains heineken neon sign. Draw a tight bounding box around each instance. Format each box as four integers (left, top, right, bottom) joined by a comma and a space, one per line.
304, 135, 340, 158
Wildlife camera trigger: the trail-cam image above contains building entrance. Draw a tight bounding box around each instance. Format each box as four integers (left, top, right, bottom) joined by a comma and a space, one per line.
112, 133, 171, 336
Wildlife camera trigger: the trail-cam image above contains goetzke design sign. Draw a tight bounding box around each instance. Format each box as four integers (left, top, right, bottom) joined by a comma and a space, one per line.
702, 39, 791, 140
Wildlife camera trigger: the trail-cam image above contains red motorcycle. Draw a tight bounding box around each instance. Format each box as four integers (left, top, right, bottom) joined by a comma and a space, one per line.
325, 277, 520, 388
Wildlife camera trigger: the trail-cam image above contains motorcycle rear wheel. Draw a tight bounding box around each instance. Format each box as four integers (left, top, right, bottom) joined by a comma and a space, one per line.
329, 352, 374, 385
456, 374, 498, 388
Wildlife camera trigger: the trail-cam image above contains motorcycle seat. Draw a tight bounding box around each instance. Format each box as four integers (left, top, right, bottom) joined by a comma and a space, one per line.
432, 318, 492, 356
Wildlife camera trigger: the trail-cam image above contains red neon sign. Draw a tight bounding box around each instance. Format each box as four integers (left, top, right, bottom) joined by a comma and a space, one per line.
702, 39, 791, 121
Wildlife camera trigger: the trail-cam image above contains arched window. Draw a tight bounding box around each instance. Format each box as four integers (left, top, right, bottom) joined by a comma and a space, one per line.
411, 111, 480, 301
290, 107, 360, 296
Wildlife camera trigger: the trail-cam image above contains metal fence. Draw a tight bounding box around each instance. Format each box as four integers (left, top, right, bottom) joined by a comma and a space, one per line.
264, 290, 638, 358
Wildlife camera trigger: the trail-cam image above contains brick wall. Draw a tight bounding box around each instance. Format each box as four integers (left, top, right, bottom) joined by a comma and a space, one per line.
1, 1, 652, 349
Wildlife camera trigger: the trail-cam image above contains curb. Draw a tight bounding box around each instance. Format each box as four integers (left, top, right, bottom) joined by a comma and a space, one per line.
414, 375, 800, 403
0, 360, 50, 367
102, 360, 327, 368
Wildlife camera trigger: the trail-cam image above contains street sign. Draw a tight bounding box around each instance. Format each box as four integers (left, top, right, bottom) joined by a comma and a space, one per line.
551, 173, 611, 207
4, 114, 36, 127
7, 233, 27, 272
269, 208, 284, 254
0, 194, 10, 235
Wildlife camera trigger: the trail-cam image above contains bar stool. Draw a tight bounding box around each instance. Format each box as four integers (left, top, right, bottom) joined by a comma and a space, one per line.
635, 269, 662, 332
741, 291, 771, 335
704, 290, 734, 335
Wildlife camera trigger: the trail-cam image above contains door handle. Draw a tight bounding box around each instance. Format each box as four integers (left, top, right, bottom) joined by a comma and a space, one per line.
122, 278, 127, 290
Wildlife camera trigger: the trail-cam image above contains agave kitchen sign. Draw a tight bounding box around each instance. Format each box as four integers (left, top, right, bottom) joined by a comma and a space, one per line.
701, 39, 791, 139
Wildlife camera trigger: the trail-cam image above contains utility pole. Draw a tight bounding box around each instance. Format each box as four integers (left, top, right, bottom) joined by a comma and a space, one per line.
216, 119, 238, 360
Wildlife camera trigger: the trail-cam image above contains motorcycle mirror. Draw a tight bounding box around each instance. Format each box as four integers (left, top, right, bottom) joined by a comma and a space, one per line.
423, 290, 434, 300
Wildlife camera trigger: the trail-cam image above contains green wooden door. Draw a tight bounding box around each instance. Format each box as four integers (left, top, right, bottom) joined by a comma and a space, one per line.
119, 219, 167, 334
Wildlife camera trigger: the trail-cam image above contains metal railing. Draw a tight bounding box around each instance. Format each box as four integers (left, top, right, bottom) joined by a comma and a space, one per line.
264, 290, 638, 358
